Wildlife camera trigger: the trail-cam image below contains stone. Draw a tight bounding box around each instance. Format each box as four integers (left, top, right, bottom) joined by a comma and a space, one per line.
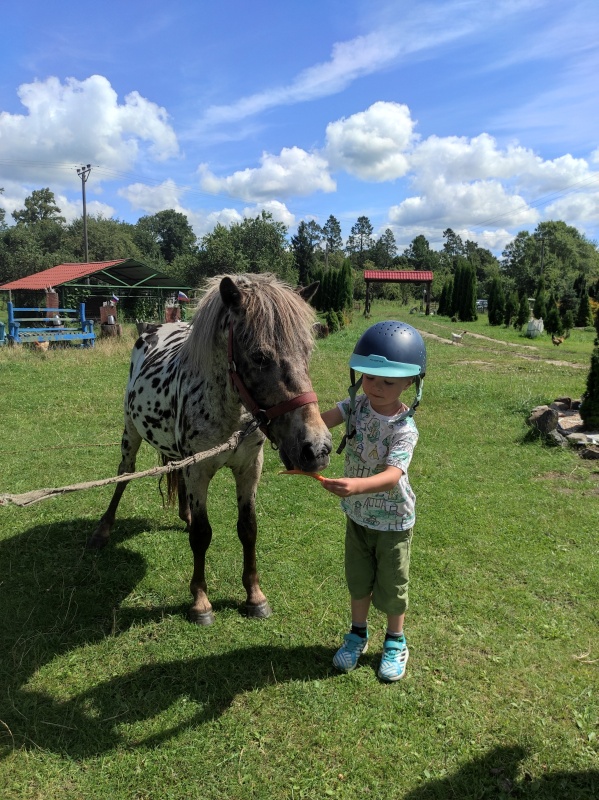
580, 446, 599, 460
546, 429, 568, 447
527, 406, 558, 433
566, 433, 592, 447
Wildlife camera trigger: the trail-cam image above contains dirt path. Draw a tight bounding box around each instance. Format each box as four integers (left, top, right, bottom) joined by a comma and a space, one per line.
416, 324, 587, 369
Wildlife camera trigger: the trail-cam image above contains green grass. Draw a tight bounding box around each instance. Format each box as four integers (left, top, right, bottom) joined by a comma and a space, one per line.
1, 311, 598, 799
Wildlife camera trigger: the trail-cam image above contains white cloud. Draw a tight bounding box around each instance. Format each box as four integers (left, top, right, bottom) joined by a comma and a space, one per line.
198, 147, 335, 202
388, 177, 539, 230
0, 75, 179, 187
544, 190, 599, 225
197, 1, 539, 129
118, 179, 187, 214
325, 101, 416, 181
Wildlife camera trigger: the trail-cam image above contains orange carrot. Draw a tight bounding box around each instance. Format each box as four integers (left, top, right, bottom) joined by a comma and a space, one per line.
279, 469, 326, 483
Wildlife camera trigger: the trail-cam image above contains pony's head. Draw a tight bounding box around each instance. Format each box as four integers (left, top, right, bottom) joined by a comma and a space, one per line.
187, 273, 332, 472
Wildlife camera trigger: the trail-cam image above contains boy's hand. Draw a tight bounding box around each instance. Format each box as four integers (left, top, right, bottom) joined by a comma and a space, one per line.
321, 466, 403, 497
320, 477, 361, 497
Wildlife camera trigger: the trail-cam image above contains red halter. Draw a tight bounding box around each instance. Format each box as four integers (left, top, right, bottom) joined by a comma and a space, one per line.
227, 322, 318, 438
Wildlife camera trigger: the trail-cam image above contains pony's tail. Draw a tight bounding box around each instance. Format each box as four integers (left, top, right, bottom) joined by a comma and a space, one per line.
158, 455, 180, 508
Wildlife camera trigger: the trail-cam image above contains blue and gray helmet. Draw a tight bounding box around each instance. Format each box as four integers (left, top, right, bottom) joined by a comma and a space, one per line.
337, 320, 426, 453
350, 320, 427, 379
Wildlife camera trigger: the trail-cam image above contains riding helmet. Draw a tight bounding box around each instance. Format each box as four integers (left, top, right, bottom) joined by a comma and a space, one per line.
349, 320, 426, 378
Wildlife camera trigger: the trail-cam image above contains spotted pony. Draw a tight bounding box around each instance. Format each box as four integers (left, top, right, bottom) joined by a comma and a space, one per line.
89, 273, 332, 624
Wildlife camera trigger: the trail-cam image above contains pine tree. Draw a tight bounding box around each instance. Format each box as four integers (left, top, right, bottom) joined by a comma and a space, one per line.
576, 290, 592, 327
504, 293, 517, 327
515, 294, 530, 330
580, 332, 599, 428
488, 277, 505, 326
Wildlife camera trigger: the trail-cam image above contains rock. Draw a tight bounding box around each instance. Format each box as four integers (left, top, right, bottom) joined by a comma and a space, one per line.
546, 429, 568, 447
580, 446, 599, 460
553, 396, 572, 409
551, 401, 571, 412
566, 433, 592, 447
527, 406, 558, 433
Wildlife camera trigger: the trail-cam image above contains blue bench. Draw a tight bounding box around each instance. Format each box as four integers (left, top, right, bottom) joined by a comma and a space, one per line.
7, 302, 95, 347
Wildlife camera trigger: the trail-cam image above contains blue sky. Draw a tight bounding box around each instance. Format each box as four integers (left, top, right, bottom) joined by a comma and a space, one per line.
1, 0, 598, 255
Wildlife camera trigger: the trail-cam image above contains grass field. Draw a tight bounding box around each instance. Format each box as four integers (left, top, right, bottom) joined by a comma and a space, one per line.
0, 307, 597, 799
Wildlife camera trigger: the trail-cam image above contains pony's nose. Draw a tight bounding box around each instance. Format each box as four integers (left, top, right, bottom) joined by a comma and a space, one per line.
301, 441, 331, 465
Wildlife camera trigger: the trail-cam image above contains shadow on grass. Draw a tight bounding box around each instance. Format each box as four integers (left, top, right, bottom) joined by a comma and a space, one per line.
403, 744, 599, 800
0, 515, 334, 759
3, 643, 334, 757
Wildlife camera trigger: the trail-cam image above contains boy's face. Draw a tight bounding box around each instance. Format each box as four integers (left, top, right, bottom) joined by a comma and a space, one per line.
361, 373, 415, 415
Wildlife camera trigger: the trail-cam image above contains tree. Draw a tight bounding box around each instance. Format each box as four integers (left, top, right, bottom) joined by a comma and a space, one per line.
370, 229, 397, 269
515, 293, 530, 330
487, 277, 506, 326
136, 210, 197, 264
450, 258, 477, 321
346, 216, 374, 268
0, 188, 6, 231
544, 302, 563, 337
322, 215, 343, 254
291, 220, 317, 285
576, 287, 592, 327
65, 216, 143, 262
580, 308, 599, 428
504, 293, 518, 327
187, 212, 295, 287
12, 188, 66, 226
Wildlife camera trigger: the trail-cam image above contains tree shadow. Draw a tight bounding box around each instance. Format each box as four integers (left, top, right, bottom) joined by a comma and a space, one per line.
402, 744, 599, 800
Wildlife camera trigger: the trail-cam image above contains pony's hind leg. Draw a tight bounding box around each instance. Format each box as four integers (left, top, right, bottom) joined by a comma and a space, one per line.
88, 422, 143, 549
232, 448, 271, 619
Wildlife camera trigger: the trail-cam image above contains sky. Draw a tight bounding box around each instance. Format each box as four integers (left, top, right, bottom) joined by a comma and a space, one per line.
0, 0, 598, 256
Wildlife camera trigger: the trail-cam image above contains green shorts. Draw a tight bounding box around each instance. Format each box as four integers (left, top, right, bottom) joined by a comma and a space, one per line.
344, 516, 413, 616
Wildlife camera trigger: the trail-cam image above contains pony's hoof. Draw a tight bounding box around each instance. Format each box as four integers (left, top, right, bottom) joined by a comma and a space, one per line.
189, 609, 215, 626
242, 600, 272, 619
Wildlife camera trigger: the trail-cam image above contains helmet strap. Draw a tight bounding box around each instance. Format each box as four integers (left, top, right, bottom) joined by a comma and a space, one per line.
394, 376, 423, 422
336, 374, 424, 454
336, 370, 362, 454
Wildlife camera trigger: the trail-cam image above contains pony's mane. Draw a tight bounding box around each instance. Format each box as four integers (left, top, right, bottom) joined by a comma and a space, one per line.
181, 273, 316, 373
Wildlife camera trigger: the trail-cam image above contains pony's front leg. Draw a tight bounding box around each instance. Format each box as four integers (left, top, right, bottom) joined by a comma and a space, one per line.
233, 448, 272, 619
186, 467, 216, 625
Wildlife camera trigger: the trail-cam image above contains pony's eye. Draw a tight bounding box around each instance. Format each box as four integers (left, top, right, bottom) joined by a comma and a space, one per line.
250, 351, 272, 368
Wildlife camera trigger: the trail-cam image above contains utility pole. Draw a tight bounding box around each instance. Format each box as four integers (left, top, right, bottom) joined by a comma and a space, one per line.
77, 164, 92, 263
539, 236, 545, 278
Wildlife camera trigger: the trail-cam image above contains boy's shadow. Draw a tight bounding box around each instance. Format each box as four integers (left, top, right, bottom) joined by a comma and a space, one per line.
0, 516, 333, 758
402, 744, 599, 800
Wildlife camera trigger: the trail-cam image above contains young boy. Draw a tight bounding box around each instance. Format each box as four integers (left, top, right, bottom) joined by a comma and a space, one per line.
320, 320, 426, 681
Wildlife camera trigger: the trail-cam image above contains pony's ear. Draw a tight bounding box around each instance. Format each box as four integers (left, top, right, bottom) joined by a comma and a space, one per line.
297, 281, 319, 304
220, 276, 242, 309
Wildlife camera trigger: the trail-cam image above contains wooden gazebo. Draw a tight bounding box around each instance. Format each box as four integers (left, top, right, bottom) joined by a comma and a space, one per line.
363, 270, 434, 315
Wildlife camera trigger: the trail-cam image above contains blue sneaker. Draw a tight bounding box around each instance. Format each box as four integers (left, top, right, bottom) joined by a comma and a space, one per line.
332, 632, 369, 672
378, 638, 409, 682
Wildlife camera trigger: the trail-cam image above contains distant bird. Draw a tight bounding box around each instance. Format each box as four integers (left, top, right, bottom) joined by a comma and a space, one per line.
552, 331, 570, 346
451, 330, 468, 344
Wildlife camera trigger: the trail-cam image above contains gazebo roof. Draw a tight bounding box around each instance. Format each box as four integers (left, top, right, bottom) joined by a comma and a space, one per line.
0, 259, 188, 291
363, 270, 434, 282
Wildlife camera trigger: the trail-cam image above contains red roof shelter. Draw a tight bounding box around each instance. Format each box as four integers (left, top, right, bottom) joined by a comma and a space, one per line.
363, 270, 434, 315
